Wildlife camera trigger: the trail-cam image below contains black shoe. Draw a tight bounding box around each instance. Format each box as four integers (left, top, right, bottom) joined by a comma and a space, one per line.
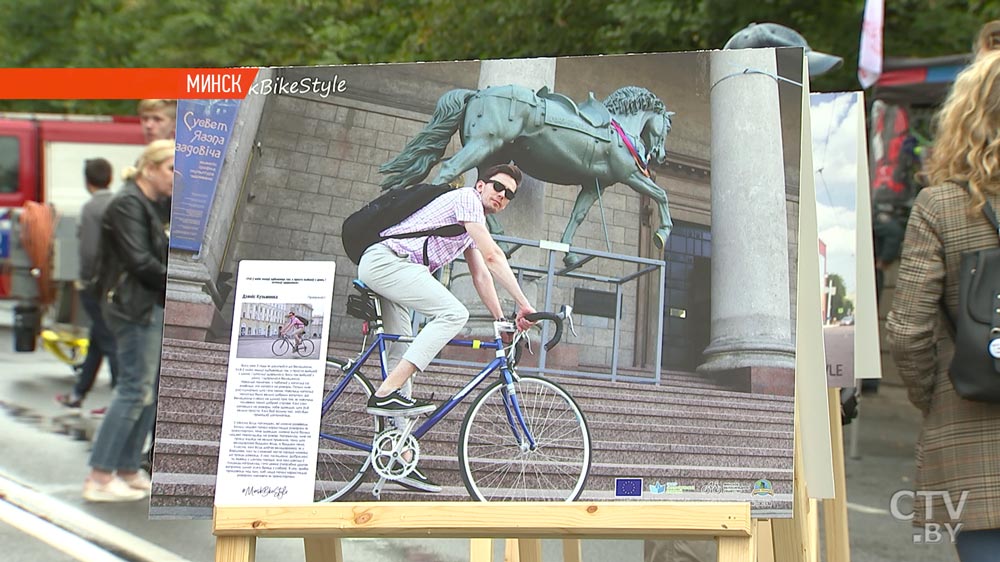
366, 390, 436, 417
396, 467, 442, 493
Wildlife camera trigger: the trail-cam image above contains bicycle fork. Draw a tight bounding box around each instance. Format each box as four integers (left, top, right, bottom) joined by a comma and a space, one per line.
502, 381, 537, 452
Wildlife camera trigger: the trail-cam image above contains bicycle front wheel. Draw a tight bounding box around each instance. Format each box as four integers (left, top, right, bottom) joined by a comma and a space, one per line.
271, 338, 290, 356
315, 371, 381, 502
459, 375, 591, 501
296, 338, 316, 357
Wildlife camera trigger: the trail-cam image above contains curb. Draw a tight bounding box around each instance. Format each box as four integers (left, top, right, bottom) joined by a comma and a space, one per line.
0, 470, 195, 562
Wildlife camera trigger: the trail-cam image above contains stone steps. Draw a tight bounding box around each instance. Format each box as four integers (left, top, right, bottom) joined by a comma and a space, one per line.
152, 338, 795, 515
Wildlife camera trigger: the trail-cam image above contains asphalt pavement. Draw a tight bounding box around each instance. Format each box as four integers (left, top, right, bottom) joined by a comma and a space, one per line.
0, 304, 964, 561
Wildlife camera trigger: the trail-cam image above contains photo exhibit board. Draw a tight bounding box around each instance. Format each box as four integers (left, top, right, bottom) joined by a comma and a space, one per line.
794, 62, 835, 501
810, 90, 881, 388
156, 48, 807, 520
853, 99, 882, 382
811, 91, 862, 388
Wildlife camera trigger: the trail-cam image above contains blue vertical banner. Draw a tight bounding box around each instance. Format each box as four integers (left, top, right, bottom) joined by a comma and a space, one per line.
0, 209, 10, 259
171, 99, 240, 252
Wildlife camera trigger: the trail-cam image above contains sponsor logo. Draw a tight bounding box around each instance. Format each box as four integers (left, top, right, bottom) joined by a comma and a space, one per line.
751, 479, 775, 497
615, 478, 643, 497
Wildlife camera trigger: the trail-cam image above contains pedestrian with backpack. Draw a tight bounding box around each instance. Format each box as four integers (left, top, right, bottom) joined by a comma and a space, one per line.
352, 163, 536, 491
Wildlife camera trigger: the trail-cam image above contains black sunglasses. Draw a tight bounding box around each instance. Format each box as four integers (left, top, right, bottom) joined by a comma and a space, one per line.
488, 179, 516, 201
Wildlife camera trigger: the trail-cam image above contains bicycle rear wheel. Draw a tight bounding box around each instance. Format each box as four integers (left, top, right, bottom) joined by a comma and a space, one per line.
459, 375, 591, 501
296, 338, 316, 357
315, 371, 381, 501
271, 338, 289, 356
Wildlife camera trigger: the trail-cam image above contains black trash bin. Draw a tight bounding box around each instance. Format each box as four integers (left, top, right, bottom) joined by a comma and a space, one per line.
13, 302, 40, 352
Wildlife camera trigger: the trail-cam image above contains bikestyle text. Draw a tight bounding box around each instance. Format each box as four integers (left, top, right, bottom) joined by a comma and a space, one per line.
249, 76, 345, 98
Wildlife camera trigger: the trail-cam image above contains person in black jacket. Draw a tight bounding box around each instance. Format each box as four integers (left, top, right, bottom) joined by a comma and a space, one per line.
83, 139, 173, 502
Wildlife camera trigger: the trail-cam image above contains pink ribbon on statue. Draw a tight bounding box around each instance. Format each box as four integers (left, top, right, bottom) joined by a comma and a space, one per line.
611, 119, 650, 178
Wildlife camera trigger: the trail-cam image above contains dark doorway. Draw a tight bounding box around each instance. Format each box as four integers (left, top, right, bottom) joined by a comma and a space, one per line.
661, 222, 712, 372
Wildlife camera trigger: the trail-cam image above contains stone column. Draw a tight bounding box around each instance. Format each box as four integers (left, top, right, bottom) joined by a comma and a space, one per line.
698, 49, 795, 395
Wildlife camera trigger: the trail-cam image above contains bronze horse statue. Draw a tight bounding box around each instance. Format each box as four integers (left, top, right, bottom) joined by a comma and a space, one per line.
379, 85, 674, 264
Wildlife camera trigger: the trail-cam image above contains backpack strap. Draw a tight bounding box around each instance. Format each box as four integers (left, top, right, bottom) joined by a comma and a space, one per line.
380, 224, 467, 266
941, 181, 1000, 332
982, 197, 1000, 237
953, 180, 1000, 238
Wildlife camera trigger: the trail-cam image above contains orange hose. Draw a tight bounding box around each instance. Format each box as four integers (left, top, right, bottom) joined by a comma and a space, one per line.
18, 201, 56, 305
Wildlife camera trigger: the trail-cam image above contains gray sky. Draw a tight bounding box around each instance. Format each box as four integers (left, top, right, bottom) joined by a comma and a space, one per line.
811, 91, 861, 299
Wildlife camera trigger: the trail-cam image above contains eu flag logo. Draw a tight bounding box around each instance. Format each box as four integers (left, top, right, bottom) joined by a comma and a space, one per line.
615, 478, 643, 497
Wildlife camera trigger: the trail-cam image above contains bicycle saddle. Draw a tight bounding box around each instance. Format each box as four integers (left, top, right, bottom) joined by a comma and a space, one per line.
348, 280, 379, 321
352, 279, 377, 297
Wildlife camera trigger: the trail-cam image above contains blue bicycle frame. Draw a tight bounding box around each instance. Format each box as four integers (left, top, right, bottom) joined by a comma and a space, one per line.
320, 329, 538, 453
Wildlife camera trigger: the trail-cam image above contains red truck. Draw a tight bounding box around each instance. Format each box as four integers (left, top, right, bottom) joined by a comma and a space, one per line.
0, 114, 147, 297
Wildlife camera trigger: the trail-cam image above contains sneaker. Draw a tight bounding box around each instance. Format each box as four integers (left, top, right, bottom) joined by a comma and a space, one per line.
366, 390, 436, 417
56, 393, 82, 409
83, 477, 147, 502
119, 472, 152, 491
396, 467, 442, 493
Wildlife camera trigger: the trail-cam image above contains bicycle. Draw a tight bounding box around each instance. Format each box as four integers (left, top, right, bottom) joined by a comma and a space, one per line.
40, 327, 89, 367
271, 332, 315, 358
315, 279, 591, 502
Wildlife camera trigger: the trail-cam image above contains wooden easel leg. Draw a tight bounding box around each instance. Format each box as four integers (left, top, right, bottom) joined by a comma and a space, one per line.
562, 538, 582, 562
716, 536, 752, 562
518, 538, 543, 562
807, 499, 820, 562
304, 537, 342, 562
504, 538, 520, 562
215, 536, 256, 562
823, 388, 851, 562
470, 538, 494, 562
772, 430, 808, 562
756, 520, 775, 562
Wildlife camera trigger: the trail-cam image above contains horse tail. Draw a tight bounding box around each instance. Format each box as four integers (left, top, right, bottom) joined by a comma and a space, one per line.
379, 88, 476, 190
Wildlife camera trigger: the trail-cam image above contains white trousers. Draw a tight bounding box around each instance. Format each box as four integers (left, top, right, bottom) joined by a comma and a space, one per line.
357, 244, 470, 377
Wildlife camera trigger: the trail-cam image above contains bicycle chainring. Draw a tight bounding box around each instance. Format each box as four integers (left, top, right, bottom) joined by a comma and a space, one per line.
370, 429, 419, 481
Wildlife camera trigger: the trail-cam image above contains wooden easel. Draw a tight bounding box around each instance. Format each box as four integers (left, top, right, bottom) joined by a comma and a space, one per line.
214, 502, 756, 562
821, 388, 852, 562
212, 395, 840, 562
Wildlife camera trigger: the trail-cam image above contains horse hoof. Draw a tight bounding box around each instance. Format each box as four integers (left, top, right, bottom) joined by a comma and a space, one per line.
563, 253, 582, 268
654, 231, 670, 250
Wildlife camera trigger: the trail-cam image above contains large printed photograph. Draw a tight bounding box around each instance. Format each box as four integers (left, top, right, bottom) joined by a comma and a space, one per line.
156, 50, 804, 518
811, 91, 862, 387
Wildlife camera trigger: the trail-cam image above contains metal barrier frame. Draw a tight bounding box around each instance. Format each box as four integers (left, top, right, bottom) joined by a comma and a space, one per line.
430, 235, 667, 384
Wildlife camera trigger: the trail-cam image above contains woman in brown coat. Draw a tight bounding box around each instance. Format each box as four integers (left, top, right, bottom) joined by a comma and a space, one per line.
887, 50, 1000, 560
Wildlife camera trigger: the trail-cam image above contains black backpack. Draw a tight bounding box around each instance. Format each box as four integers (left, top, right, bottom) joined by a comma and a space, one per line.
295, 314, 309, 326
341, 183, 467, 265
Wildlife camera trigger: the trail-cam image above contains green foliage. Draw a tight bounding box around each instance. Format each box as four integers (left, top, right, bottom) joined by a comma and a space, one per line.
826, 273, 854, 321
2, 0, 1000, 115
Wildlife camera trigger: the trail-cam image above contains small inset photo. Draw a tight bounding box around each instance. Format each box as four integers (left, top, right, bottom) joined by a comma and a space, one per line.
234, 303, 323, 360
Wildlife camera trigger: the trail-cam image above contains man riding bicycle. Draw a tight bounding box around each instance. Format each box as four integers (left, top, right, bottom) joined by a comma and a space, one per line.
357, 163, 537, 491
280, 311, 306, 350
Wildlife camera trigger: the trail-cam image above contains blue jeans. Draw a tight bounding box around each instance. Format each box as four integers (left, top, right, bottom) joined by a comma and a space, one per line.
89, 305, 163, 473
74, 289, 119, 398
956, 528, 1000, 562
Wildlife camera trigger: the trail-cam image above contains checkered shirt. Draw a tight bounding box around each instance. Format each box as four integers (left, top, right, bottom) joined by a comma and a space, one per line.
381, 187, 484, 273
